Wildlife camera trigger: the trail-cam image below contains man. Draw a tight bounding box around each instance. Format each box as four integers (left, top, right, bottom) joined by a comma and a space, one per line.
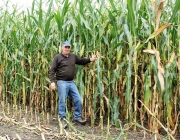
49, 41, 98, 128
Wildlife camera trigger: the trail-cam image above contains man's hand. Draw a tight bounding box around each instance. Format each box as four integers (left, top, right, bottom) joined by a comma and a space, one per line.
50, 82, 56, 90
90, 51, 100, 62
90, 55, 97, 62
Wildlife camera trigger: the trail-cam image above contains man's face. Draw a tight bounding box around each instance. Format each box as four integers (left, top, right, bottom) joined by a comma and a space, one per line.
62, 46, 71, 55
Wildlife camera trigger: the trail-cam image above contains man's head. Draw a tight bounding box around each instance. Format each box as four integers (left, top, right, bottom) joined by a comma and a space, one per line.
61, 41, 71, 56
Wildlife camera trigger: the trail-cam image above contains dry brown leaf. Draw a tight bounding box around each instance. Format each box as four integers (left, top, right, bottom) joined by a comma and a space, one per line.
156, 1, 164, 30
170, 112, 180, 135
143, 49, 165, 92
146, 24, 172, 43
158, 67, 164, 92
143, 49, 156, 54
167, 103, 174, 128
96, 51, 100, 58
103, 95, 109, 106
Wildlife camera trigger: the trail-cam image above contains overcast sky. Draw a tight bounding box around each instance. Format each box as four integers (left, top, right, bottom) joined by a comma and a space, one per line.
0, 0, 42, 12
0, 0, 101, 12
0, 0, 32, 7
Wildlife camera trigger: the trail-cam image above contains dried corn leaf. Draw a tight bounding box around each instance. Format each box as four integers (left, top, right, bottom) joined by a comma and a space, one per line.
158, 66, 164, 91
146, 23, 172, 43
155, 1, 164, 30
167, 103, 174, 128
143, 49, 156, 54
143, 49, 165, 92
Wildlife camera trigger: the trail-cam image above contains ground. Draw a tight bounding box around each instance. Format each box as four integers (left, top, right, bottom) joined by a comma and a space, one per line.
0, 110, 179, 140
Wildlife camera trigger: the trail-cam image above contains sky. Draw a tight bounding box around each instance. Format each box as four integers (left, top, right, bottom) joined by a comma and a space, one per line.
0, 0, 100, 12
0, 0, 37, 12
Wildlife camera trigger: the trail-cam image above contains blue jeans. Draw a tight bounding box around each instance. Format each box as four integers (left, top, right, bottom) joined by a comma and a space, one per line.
57, 80, 82, 120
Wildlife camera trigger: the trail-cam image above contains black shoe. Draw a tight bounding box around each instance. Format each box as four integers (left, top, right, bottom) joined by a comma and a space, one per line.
74, 118, 86, 125
59, 117, 68, 129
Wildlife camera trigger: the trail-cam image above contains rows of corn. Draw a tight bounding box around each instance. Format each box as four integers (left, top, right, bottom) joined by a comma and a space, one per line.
0, 0, 180, 136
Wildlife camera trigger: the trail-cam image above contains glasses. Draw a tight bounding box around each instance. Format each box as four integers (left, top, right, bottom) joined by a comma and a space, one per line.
64, 46, 70, 49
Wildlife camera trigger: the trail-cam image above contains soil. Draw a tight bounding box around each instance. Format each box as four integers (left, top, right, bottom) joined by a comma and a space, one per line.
0, 109, 179, 140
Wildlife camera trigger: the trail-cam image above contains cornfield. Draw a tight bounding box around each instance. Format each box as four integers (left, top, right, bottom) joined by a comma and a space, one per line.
0, 0, 180, 137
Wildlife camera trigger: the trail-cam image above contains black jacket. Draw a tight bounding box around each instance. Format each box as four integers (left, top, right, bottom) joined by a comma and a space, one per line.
49, 53, 91, 82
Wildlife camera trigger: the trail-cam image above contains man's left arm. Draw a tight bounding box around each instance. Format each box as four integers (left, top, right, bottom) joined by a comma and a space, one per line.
75, 54, 98, 65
